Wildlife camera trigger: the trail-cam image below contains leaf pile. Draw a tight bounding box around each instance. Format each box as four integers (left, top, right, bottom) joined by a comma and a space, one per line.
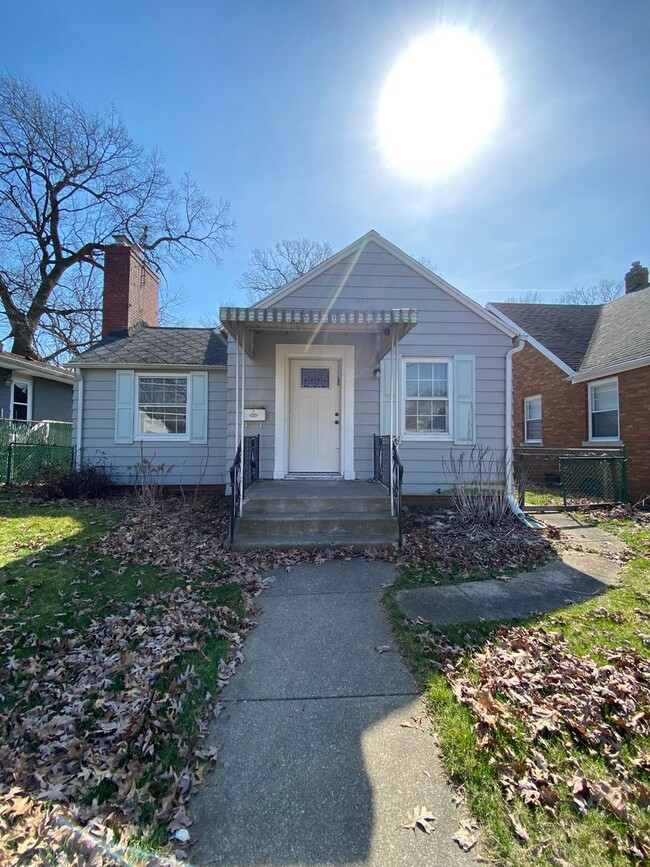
397, 511, 552, 581
0, 588, 252, 863
92, 503, 367, 578
442, 626, 650, 861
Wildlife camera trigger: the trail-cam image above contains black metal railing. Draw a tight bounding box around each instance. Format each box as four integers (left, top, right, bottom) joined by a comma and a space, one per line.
373, 434, 403, 547
229, 435, 259, 543
515, 446, 628, 508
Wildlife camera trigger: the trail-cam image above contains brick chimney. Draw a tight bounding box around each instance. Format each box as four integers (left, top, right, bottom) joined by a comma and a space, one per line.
102, 236, 159, 338
624, 260, 649, 295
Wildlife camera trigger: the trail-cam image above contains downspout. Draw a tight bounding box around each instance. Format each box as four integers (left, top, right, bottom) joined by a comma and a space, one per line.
504, 338, 543, 527
75, 370, 84, 470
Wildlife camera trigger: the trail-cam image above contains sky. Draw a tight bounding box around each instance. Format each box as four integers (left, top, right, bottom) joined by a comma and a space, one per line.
2, 0, 649, 323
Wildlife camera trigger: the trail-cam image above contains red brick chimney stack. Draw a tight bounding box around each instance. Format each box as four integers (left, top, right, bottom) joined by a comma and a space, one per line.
102, 236, 160, 338
624, 260, 649, 295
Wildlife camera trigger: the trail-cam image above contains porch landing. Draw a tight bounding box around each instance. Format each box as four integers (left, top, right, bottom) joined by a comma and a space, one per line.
232, 480, 399, 550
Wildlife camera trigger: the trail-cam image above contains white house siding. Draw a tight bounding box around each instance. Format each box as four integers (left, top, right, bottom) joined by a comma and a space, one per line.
228, 240, 512, 496
73, 368, 227, 486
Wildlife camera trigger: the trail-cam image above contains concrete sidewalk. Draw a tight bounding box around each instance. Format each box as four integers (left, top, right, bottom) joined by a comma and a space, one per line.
191, 560, 474, 867
398, 511, 623, 628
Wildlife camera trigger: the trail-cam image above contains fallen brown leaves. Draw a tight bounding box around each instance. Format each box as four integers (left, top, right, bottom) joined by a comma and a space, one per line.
0, 587, 252, 864
395, 510, 553, 580
440, 625, 650, 861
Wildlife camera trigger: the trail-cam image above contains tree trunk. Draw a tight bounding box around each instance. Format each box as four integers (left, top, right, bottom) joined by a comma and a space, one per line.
9, 318, 39, 360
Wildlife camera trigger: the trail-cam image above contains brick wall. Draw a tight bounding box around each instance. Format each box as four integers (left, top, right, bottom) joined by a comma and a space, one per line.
617, 366, 650, 502
512, 343, 586, 448
102, 243, 159, 338
512, 343, 650, 502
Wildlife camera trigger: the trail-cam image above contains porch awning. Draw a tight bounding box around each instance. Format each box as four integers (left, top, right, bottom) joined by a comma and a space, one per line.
219, 306, 419, 358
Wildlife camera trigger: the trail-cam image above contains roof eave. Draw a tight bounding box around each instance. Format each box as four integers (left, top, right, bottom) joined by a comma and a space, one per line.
1, 356, 74, 383
570, 355, 650, 383
68, 362, 227, 370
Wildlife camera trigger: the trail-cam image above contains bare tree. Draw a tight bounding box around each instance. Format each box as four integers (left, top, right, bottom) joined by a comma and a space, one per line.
239, 239, 332, 302
503, 291, 543, 304
0, 74, 234, 360
557, 278, 623, 305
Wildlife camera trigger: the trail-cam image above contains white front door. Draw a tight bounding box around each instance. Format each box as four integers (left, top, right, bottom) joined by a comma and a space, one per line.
289, 359, 341, 473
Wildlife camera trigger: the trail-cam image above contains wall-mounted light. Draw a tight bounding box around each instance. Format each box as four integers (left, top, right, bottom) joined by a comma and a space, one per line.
373, 368, 381, 378
3, 372, 12, 386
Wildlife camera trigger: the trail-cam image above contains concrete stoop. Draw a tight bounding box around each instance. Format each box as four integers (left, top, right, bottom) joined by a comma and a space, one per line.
231, 479, 399, 550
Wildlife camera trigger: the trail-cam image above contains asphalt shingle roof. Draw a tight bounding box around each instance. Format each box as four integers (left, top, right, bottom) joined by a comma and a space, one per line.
491, 303, 603, 371
72, 326, 227, 367
492, 290, 650, 375
580, 289, 650, 374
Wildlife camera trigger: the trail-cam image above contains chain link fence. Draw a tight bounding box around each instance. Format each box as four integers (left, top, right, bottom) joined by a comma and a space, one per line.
515, 446, 628, 509
1, 419, 73, 484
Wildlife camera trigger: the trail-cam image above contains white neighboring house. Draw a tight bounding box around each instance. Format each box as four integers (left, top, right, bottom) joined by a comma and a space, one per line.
69, 231, 518, 499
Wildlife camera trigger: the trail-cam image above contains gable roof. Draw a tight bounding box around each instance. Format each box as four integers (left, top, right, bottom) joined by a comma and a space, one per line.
489, 289, 650, 381
70, 326, 227, 368
489, 303, 602, 372
0, 349, 74, 384
253, 230, 517, 339
578, 288, 650, 379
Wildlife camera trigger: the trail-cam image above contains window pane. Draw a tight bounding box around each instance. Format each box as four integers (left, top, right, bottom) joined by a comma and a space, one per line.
592, 410, 618, 438
592, 383, 617, 412
404, 362, 449, 435
138, 376, 187, 435
525, 397, 542, 421
301, 368, 330, 388
526, 418, 542, 440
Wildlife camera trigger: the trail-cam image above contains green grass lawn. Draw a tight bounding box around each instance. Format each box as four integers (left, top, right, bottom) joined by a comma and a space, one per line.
385, 516, 650, 866
0, 497, 245, 859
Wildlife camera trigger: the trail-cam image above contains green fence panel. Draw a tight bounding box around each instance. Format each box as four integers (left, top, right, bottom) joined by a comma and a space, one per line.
6, 444, 74, 484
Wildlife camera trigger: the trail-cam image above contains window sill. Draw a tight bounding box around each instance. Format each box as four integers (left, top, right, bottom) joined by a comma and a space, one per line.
582, 439, 623, 446
401, 433, 453, 442
134, 435, 190, 442
522, 440, 543, 446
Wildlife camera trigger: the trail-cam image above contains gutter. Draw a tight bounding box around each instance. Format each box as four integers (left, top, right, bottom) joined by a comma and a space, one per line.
504, 338, 545, 529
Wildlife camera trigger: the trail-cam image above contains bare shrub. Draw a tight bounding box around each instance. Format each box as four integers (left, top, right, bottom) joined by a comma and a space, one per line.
443, 446, 511, 525
131, 451, 173, 517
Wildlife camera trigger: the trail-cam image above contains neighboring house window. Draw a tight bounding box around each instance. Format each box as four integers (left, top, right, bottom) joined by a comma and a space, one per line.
11, 380, 30, 420
524, 395, 542, 443
137, 375, 188, 438
589, 378, 619, 441
403, 359, 451, 437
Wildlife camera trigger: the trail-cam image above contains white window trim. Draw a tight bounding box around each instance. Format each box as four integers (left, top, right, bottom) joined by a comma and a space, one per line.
10, 377, 32, 421
401, 357, 453, 441
588, 377, 620, 442
134, 372, 190, 441
524, 394, 543, 444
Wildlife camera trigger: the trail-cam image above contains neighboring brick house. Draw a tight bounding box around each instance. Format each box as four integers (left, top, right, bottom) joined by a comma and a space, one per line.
488, 261, 650, 503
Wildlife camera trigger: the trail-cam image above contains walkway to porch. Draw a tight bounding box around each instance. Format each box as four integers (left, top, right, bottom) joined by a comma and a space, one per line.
232, 479, 399, 550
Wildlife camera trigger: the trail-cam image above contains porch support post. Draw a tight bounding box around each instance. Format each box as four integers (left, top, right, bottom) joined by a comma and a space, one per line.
239, 340, 246, 517
389, 325, 398, 516
234, 332, 240, 460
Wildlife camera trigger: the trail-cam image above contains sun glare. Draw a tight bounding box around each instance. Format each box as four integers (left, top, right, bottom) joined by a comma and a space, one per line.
377, 28, 503, 181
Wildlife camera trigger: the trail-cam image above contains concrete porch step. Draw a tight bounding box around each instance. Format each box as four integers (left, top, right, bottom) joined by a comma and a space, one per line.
237, 512, 399, 538
232, 530, 398, 552
231, 479, 398, 550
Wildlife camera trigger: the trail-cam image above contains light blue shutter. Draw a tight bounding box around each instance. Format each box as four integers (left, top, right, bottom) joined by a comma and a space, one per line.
115, 370, 135, 443
189, 371, 208, 444
379, 358, 392, 435
453, 355, 475, 445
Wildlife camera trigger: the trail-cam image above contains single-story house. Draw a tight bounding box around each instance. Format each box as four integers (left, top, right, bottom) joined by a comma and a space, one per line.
488, 260, 650, 503
0, 348, 74, 422
69, 232, 520, 542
